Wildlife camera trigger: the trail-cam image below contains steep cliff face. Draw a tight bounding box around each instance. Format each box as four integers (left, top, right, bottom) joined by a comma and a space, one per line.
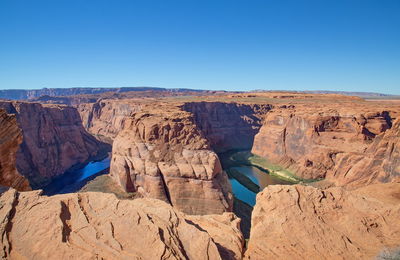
245, 183, 400, 259
252, 106, 399, 186
0, 101, 110, 188
0, 110, 30, 191
77, 99, 142, 142
110, 108, 233, 215
183, 102, 272, 152
326, 118, 400, 186
0, 189, 244, 260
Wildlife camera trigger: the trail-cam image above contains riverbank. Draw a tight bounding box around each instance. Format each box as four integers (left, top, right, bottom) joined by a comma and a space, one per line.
79, 174, 138, 199
42, 156, 111, 195
223, 150, 315, 183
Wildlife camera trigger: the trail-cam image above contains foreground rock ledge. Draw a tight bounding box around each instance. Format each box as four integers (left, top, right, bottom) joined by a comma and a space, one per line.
245, 183, 400, 260
0, 189, 243, 260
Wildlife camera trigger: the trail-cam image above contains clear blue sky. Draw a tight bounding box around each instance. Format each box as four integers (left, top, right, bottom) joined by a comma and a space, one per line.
0, 0, 399, 94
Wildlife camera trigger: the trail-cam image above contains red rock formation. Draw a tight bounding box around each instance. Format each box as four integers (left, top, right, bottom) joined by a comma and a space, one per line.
252, 106, 399, 186
110, 108, 233, 215
326, 118, 400, 186
0, 101, 110, 188
0, 189, 244, 259
245, 183, 400, 259
183, 102, 272, 152
0, 109, 30, 191
77, 99, 142, 142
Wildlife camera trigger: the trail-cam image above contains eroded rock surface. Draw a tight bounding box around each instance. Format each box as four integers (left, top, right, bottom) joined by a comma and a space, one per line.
245, 183, 400, 260
0, 189, 243, 260
0, 101, 110, 188
110, 108, 233, 215
0, 109, 30, 191
183, 102, 271, 152
252, 104, 400, 186
77, 99, 142, 143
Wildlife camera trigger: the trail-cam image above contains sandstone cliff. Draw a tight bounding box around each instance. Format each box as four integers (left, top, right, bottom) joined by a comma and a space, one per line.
0, 101, 110, 188
252, 105, 399, 186
110, 108, 233, 215
77, 99, 142, 142
245, 183, 400, 259
0, 110, 30, 191
183, 102, 271, 152
0, 189, 244, 260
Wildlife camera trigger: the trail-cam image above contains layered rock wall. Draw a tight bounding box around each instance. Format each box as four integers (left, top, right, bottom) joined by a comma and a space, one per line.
110, 109, 233, 215
0, 101, 110, 188
77, 100, 142, 142
0, 109, 30, 191
183, 102, 271, 152
252, 107, 399, 186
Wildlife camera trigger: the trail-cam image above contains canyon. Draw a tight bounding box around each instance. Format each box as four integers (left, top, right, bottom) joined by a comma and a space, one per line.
0, 90, 399, 259
0, 101, 110, 188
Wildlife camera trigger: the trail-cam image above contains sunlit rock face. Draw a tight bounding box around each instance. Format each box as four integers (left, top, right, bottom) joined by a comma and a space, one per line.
245, 183, 400, 260
110, 107, 233, 215
0, 101, 110, 188
0, 189, 244, 260
77, 99, 143, 143
252, 105, 399, 186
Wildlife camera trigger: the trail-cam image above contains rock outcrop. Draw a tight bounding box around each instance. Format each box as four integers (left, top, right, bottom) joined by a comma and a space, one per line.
325, 117, 400, 186
110, 108, 233, 215
0, 110, 30, 191
0, 101, 110, 188
0, 189, 244, 260
252, 105, 399, 186
245, 183, 400, 260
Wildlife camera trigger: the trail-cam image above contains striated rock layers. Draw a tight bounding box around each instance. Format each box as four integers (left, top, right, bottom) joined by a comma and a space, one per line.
77, 99, 142, 143
0, 110, 30, 191
110, 108, 233, 215
252, 106, 399, 186
245, 183, 400, 260
0, 101, 110, 188
0, 189, 244, 260
183, 102, 271, 152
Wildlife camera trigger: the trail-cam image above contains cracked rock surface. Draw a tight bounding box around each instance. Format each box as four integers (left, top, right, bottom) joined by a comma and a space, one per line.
0, 189, 243, 260
245, 183, 400, 260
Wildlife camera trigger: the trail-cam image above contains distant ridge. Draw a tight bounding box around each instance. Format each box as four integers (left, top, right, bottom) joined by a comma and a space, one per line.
0, 87, 211, 100
252, 90, 394, 97
0, 87, 396, 100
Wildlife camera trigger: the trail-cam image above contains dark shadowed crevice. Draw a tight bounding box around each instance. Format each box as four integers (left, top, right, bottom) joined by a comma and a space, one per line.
4, 191, 20, 256
159, 172, 173, 206
124, 163, 135, 192
382, 111, 393, 129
